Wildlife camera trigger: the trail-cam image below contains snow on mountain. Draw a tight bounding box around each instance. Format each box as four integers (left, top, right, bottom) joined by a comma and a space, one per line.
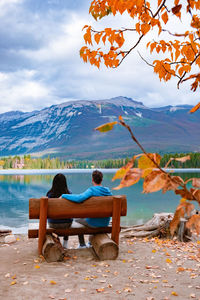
135, 111, 143, 118
0, 96, 199, 159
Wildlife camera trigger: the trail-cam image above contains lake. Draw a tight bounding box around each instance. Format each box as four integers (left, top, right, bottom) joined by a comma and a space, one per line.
0, 169, 199, 233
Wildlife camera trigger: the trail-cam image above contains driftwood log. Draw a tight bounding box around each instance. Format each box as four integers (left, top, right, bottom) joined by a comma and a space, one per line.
0, 229, 12, 237
121, 212, 194, 241
121, 213, 174, 238
90, 233, 119, 260
42, 234, 65, 262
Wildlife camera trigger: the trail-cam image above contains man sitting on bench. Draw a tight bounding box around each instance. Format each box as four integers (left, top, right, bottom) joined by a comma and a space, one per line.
62, 170, 112, 248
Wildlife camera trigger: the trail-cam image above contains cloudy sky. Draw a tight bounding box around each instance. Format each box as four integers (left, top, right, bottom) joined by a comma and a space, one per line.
0, 0, 199, 114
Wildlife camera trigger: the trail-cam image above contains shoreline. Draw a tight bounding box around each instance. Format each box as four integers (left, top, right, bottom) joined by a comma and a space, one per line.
0, 168, 200, 175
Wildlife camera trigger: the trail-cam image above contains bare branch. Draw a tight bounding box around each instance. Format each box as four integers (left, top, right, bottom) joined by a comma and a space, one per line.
137, 51, 154, 67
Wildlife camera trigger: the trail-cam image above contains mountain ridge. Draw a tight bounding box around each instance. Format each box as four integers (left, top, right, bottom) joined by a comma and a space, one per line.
0, 97, 199, 159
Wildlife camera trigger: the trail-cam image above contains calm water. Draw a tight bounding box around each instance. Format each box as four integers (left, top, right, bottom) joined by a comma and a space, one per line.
0, 170, 199, 233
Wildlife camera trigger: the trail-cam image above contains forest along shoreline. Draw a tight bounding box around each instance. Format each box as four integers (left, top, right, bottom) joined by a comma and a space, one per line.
0, 152, 200, 170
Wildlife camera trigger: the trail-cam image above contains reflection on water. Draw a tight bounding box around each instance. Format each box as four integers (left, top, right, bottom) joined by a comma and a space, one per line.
0, 171, 199, 233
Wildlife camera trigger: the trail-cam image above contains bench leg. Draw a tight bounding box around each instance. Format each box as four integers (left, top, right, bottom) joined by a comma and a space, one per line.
111, 196, 122, 245
38, 197, 48, 255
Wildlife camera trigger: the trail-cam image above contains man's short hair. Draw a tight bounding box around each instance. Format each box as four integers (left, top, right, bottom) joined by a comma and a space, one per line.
92, 170, 103, 184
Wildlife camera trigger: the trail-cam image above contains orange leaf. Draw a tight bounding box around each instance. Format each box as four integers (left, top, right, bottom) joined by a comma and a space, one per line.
113, 168, 143, 190
171, 291, 178, 296
174, 155, 190, 163
192, 178, 200, 188
161, 11, 168, 24
175, 188, 194, 200
112, 158, 135, 181
135, 22, 140, 34
186, 215, 200, 235
177, 267, 185, 272
172, 4, 182, 15
170, 202, 195, 235
34, 265, 40, 269
162, 176, 183, 194
94, 33, 102, 44
141, 23, 150, 35
96, 288, 105, 293
192, 189, 200, 204
190, 102, 200, 113
95, 121, 118, 132
143, 171, 168, 193
82, 25, 89, 31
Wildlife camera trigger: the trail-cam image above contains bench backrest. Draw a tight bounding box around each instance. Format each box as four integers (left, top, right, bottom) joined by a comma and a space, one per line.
29, 195, 127, 254
29, 195, 127, 219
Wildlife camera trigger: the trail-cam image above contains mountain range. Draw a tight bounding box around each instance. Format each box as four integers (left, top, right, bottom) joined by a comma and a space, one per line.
0, 96, 199, 159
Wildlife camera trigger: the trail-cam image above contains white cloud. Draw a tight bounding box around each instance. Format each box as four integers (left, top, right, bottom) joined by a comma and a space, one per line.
0, 70, 56, 113
0, 0, 23, 16
21, 13, 85, 62
0, 0, 199, 114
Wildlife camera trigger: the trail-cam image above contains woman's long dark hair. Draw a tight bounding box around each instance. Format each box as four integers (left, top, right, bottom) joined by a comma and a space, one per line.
47, 173, 70, 198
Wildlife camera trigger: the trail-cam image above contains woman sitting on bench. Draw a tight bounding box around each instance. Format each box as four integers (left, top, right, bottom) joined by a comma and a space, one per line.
46, 173, 72, 249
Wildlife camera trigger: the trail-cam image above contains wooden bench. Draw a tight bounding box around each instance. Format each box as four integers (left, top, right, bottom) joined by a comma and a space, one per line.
28, 195, 127, 256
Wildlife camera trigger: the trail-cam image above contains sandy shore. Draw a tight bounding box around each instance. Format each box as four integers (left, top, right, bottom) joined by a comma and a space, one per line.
0, 234, 200, 300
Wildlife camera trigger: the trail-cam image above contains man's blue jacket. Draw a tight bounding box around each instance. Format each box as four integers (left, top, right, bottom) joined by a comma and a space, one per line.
62, 186, 112, 227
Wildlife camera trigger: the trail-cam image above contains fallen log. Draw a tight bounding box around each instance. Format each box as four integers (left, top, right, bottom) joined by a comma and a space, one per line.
90, 233, 119, 260
0, 229, 12, 237
42, 234, 65, 262
120, 212, 196, 241
121, 213, 174, 238
123, 229, 160, 238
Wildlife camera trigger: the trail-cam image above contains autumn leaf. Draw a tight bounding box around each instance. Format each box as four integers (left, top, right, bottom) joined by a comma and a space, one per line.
161, 11, 168, 24
141, 23, 150, 35
175, 188, 194, 200
113, 168, 143, 190
95, 121, 118, 132
162, 175, 183, 193
192, 178, 200, 188
174, 155, 191, 163
96, 288, 105, 293
143, 170, 168, 193
112, 157, 135, 181
186, 214, 200, 235
170, 206, 184, 235
170, 202, 195, 235
50, 280, 57, 285
190, 102, 200, 113
171, 291, 178, 296
192, 189, 200, 204
177, 267, 185, 272
172, 4, 182, 15
34, 265, 40, 269
138, 153, 161, 171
